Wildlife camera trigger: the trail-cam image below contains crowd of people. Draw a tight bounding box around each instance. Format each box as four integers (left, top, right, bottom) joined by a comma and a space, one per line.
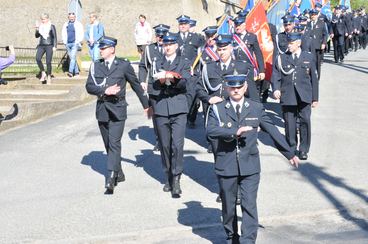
84, 3, 367, 244
34, 12, 104, 84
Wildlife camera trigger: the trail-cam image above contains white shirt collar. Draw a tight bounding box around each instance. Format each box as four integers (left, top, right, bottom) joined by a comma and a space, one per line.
220, 57, 232, 69
292, 49, 302, 58
230, 97, 245, 112
105, 56, 115, 68
165, 53, 176, 63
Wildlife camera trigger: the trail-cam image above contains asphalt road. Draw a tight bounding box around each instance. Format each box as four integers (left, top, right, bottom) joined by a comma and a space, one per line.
0, 49, 368, 243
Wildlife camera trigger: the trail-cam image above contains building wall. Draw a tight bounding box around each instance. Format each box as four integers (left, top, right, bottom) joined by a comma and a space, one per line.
0, 0, 227, 56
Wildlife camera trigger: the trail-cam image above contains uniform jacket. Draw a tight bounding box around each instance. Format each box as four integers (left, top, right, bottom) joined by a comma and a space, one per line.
276, 32, 289, 55
151, 55, 191, 116
271, 51, 319, 105
361, 14, 368, 32
86, 57, 149, 122
138, 42, 164, 95
306, 19, 328, 50
196, 58, 257, 103
35, 24, 57, 47
176, 32, 205, 63
352, 16, 362, 32
301, 30, 313, 53
207, 98, 294, 176
331, 14, 348, 36
234, 32, 265, 73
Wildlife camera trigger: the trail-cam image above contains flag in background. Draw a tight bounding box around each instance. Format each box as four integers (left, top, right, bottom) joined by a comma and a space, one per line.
339, 0, 351, 11
68, 0, 83, 22
267, 0, 289, 32
217, 15, 232, 35
299, 0, 314, 12
244, 0, 255, 11
246, 1, 274, 81
321, 1, 332, 20
288, 0, 300, 16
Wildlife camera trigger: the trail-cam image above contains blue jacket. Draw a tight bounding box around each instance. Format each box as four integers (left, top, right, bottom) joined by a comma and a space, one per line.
85, 22, 105, 46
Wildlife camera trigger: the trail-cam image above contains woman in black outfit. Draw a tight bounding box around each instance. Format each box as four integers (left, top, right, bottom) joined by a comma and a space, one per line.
35, 13, 57, 84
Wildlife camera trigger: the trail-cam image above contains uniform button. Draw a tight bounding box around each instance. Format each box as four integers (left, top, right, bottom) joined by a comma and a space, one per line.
294, 82, 296, 85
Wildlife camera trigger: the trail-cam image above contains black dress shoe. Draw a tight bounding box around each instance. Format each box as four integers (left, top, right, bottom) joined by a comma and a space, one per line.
163, 181, 172, 192
105, 171, 117, 193
171, 175, 182, 197
207, 145, 213, 154
117, 170, 125, 183
299, 151, 308, 160
216, 195, 222, 203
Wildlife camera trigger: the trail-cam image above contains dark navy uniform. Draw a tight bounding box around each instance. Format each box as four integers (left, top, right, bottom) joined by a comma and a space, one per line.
331, 12, 348, 62
177, 31, 205, 63
272, 44, 319, 157
197, 59, 257, 105
359, 12, 368, 49
233, 32, 265, 73
352, 13, 362, 51
306, 10, 328, 80
139, 24, 169, 151
86, 37, 149, 193
207, 93, 294, 243
276, 31, 289, 55
151, 34, 191, 196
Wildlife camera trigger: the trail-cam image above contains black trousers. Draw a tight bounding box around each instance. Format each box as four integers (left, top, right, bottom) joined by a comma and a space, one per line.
333, 36, 345, 62
218, 173, 260, 244
98, 119, 126, 172
314, 49, 323, 80
360, 31, 367, 49
282, 102, 311, 153
149, 96, 159, 144
353, 33, 359, 51
36, 45, 53, 75
187, 96, 200, 124
155, 113, 187, 177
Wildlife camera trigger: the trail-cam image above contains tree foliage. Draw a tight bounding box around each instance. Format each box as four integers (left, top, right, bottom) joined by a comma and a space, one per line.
330, 0, 368, 10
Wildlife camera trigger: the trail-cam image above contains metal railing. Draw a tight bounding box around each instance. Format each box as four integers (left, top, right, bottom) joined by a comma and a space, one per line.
0, 44, 68, 74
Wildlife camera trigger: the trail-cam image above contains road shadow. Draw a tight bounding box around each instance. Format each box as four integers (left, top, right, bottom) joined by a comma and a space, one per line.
185, 111, 208, 149
81, 151, 108, 178
122, 149, 166, 184
183, 155, 219, 194
177, 201, 226, 243
297, 162, 368, 231
128, 125, 156, 146
338, 63, 368, 74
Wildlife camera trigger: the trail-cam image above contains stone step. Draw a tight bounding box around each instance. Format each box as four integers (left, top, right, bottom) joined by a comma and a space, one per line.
4, 83, 78, 91
0, 89, 70, 99
13, 77, 87, 85
0, 99, 94, 132
0, 76, 94, 133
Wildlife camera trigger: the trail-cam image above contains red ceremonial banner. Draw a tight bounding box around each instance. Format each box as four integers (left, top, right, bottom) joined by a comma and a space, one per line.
245, 1, 274, 81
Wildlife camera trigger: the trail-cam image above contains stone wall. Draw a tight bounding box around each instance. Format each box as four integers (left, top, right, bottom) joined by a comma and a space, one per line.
0, 0, 227, 56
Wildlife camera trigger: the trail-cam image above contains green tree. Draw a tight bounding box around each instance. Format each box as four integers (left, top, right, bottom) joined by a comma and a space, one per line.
330, 0, 368, 10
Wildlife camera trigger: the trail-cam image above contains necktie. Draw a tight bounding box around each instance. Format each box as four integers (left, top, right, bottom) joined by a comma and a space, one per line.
222, 64, 227, 71
105, 61, 109, 70
236, 104, 241, 120
182, 33, 187, 42
293, 53, 298, 61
